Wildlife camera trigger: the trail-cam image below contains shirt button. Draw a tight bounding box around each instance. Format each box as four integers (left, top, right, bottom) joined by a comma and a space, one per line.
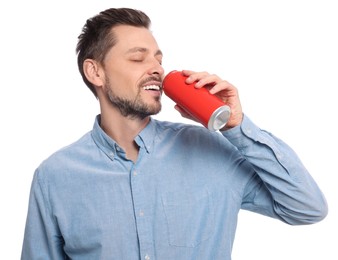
145, 254, 150, 260
139, 210, 144, 217
133, 171, 137, 176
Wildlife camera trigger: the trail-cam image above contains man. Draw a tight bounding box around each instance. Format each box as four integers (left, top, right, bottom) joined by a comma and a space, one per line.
21, 7, 328, 260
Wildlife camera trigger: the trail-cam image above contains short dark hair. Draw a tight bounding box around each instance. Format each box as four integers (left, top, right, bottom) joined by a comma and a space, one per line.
76, 8, 151, 97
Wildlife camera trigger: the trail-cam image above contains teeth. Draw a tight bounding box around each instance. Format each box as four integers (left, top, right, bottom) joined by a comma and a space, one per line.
143, 85, 160, 90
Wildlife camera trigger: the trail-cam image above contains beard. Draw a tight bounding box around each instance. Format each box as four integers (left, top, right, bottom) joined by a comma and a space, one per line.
105, 77, 162, 120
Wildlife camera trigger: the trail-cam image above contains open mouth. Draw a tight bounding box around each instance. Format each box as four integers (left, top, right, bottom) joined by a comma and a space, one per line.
143, 85, 161, 91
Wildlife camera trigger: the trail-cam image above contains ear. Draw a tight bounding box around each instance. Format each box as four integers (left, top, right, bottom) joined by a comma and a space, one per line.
83, 59, 104, 88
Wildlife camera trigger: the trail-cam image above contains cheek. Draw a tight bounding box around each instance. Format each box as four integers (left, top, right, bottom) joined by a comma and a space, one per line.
107, 79, 140, 100
104, 67, 142, 95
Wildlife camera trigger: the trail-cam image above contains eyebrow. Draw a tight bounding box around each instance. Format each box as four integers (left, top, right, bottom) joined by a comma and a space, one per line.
126, 47, 163, 56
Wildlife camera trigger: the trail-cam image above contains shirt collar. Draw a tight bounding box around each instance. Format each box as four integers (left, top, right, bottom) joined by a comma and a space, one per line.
137, 117, 157, 154
91, 115, 157, 159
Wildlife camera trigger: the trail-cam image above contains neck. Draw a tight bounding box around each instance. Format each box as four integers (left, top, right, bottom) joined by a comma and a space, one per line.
100, 109, 150, 162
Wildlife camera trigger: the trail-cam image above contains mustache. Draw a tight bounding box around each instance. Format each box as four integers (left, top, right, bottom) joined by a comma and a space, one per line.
139, 76, 162, 87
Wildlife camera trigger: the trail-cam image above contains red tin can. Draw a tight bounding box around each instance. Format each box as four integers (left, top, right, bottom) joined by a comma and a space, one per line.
162, 70, 231, 131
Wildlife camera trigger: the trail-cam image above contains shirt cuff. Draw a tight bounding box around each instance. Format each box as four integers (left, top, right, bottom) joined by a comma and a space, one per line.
221, 114, 263, 149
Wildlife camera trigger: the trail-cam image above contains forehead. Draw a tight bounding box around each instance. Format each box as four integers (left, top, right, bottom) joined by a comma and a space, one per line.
111, 25, 161, 54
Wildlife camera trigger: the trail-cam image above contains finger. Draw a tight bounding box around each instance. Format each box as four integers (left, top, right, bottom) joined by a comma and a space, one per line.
174, 104, 198, 121
194, 74, 220, 88
182, 70, 210, 84
181, 70, 195, 76
209, 80, 234, 94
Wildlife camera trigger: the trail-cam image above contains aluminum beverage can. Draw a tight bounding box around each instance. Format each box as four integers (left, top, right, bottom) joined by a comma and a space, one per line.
162, 70, 231, 131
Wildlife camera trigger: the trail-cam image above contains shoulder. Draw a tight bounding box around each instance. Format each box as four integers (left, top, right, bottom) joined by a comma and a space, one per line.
152, 119, 229, 146
36, 131, 94, 177
154, 119, 205, 135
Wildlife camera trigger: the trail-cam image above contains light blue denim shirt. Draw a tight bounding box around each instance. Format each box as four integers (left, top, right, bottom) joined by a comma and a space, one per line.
21, 114, 327, 260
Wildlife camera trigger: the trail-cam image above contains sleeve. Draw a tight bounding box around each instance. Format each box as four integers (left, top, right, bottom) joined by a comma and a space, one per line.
221, 114, 328, 225
21, 169, 66, 259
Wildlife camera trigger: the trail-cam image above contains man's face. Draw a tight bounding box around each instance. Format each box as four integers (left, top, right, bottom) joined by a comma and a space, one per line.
102, 25, 164, 119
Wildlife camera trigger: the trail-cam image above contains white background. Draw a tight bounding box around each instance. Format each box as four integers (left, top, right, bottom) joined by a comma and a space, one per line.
1, 0, 337, 259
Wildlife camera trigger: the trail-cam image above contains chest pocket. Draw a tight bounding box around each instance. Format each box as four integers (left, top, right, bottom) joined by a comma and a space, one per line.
161, 189, 214, 247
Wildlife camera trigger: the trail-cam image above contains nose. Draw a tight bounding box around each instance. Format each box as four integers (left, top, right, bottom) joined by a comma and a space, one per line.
148, 60, 164, 77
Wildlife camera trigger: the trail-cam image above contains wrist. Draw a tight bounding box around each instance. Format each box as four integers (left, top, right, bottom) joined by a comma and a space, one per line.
219, 113, 243, 131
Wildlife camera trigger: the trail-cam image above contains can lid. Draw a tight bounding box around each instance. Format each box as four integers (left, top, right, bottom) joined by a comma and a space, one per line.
208, 105, 231, 131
